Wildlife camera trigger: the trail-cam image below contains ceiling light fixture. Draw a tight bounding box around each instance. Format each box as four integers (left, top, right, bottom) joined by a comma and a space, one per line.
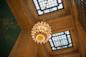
31, 21, 52, 44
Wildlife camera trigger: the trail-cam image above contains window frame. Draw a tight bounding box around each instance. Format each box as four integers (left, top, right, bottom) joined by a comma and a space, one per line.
49, 30, 73, 51
33, 0, 64, 15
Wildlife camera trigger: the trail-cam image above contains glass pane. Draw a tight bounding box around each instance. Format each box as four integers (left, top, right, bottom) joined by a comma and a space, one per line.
58, 0, 62, 3
49, 31, 72, 51
58, 3, 63, 9
49, 39, 54, 47
33, 0, 64, 15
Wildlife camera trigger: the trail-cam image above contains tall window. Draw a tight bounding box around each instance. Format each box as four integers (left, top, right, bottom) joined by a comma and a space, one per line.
49, 31, 72, 51
33, 0, 64, 15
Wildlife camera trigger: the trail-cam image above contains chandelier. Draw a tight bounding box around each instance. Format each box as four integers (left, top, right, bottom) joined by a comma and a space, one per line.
31, 21, 52, 44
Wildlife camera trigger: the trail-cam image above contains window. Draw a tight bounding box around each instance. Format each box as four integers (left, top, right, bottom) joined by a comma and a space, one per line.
49, 31, 72, 51
33, 0, 64, 15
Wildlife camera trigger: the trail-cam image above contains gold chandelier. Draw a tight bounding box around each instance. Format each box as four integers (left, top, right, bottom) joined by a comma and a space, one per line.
31, 21, 52, 44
